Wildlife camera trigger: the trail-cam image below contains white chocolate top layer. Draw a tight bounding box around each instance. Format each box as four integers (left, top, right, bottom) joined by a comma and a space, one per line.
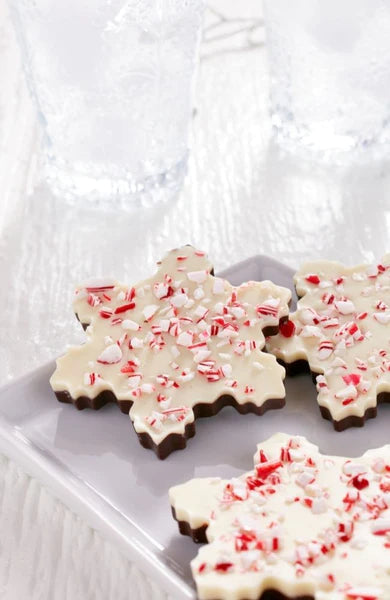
50, 246, 291, 445
266, 256, 390, 423
170, 433, 390, 600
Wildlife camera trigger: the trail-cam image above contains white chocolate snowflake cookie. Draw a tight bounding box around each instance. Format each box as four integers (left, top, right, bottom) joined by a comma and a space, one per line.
50, 246, 291, 458
266, 256, 390, 430
170, 433, 390, 600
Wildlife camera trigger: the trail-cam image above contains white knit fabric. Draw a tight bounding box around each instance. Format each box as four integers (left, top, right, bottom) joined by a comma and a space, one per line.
0, 453, 170, 600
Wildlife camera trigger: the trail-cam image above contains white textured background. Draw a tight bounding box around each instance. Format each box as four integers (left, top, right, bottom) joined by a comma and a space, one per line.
0, 0, 389, 598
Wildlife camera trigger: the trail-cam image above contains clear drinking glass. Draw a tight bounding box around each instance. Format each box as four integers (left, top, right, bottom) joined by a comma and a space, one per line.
263, 0, 390, 160
9, 0, 203, 204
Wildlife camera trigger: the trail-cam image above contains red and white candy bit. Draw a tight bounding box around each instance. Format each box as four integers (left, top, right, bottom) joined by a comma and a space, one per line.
124, 287, 136, 302
110, 317, 122, 326
371, 519, 390, 536
305, 274, 320, 285
120, 358, 140, 373
157, 393, 171, 409
142, 304, 158, 321
170, 434, 390, 597
279, 319, 296, 338
334, 300, 356, 315
214, 562, 233, 573
280, 447, 292, 462
316, 375, 328, 390
255, 459, 282, 480
83, 372, 102, 386
187, 270, 208, 284
121, 319, 140, 331
374, 312, 390, 324
256, 298, 280, 318
87, 293, 101, 307
153, 282, 173, 300
318, 340, 334, 360
375, 300, 388, 311
299, 307, 321, 325
224, 480, 249, 502
322, 292, 335, 305
320, 316, 339, 328
244, 385, 255, 394
345, 587, 381, 600
258, 449, 269, 463
97, 344, 122, 364
114, 302, 136, 314
82, 278, 115, 293
342, 373, 361, 386
145, 406, 189, 430
125, 374, 141, 390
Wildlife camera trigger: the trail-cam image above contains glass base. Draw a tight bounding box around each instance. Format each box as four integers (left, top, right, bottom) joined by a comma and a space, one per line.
42, 154, 189, 210
271, 114, 390, 165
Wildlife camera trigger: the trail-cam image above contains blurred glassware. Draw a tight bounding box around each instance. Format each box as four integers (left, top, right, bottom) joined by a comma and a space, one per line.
9, 0, 203, 206
263, 0, 390, 162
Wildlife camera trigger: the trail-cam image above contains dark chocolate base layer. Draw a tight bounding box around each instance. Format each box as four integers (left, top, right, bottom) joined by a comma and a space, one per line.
170, 507, 313, 600
55, 390, 285, 459
138, 395, 286, 459
171, 506, 208, 543
208, 589, 312, 600
278, 358, 390, 431
55, 389, 132, 414
252, 593, 312, 600
210, 590, 312, 600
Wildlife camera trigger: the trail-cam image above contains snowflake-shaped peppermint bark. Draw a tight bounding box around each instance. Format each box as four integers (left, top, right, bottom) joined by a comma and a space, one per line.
50, 246, 291, 458
266, 256, 390, 430
170, 433, 390, 600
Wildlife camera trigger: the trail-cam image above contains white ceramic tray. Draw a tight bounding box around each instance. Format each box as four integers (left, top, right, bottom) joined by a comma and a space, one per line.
1, 255, 389, 599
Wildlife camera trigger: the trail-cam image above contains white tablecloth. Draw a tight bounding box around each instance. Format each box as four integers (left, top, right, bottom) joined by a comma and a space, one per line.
0, 1, 389, 598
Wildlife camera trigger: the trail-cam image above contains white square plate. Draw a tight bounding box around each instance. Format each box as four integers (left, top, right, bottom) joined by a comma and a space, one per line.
0, 255, 389, 599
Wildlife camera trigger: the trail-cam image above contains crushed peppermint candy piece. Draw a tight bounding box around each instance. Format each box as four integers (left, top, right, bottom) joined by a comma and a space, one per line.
370, 519, 390, 536
83, 372, 102, 386
142, 304, 158, 321
279, 319, 296, 338
51, 246, 291, 458
171, 292, 188, 308
334, 300, 356, 315
130, 336, 143, 349
97, 344, 122, 364
170, 433, 390, 600
121, 319, 139, 331
267, 255, 390, 429
187, 270, 208, 284
177, 331, 194, 347
301, 325, 322, 338
80, 278, 116, 292
345, 587, 382, 600
305, 274, 320, 285
373, 312, 390, 324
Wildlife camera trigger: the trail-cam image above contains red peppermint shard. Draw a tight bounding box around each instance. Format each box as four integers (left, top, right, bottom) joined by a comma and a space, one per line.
279, 319, 296, 338
305, 274, 320, 285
